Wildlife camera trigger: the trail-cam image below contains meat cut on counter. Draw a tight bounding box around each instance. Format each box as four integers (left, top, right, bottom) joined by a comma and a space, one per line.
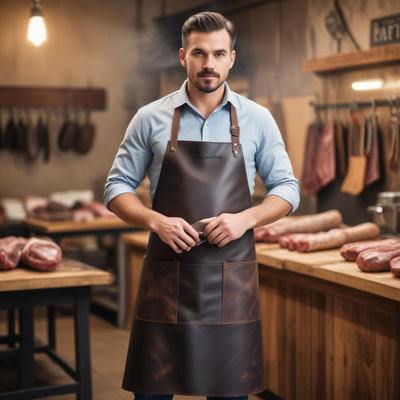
340, 239, 400, 261
356, 244, 400, 272
21, 238, 62, 271
254, 210, 342, 242
297, 223, 380, 253
0, 236, 62, 271
0, 236, 28, 269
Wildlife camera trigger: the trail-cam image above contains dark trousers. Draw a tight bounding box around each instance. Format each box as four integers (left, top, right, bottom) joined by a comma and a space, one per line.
134, 394, 249, 400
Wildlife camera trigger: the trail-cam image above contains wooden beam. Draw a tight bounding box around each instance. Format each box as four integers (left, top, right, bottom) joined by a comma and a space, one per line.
0, 86, 106, 110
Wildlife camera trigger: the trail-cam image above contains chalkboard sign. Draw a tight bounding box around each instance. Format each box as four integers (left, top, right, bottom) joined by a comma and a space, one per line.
371, 13, 400, 47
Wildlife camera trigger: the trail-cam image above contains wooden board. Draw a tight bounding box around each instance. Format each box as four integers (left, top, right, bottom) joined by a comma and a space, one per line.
281, 95, 316, 186
256, 245, 344, 270
302, 42, 400, 75
309, 262, 400, 303
0, 258, 112, 291
24, 217, 131, 233
121, 231, 150, 248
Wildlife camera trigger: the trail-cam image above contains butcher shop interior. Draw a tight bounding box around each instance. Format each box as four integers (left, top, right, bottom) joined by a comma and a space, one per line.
1, 0, 400, 399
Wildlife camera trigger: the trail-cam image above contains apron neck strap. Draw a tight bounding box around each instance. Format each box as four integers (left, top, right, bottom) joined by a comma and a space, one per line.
169, 103, 240, 158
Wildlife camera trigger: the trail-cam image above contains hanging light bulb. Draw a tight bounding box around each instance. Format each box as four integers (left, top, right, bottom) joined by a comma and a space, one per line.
27, 0, 47, 46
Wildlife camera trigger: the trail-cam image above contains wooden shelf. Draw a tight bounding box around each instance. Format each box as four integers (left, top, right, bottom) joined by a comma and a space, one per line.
0, 86, 107, 109
302, 43, 400, 75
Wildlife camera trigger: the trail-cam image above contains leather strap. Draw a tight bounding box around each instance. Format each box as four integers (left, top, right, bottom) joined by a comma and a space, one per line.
169, 103, 241, 157
170, 107, 181, 152
230, 104, 240, 158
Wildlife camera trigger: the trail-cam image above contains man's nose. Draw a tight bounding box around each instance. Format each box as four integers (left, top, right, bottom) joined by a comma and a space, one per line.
203, 54, 214, 69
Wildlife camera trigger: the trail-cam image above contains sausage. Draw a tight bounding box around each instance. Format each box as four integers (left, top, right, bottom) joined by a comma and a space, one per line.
356, 244, 400, 272
265, 210, 342, 242
297, 229, 346, 252
297, 222, 380, 253
341, 223, 381, 242
254, 217, 298, 242
278, 233, 307, 248
340, 239, 400, 261
390, 256, 400, 276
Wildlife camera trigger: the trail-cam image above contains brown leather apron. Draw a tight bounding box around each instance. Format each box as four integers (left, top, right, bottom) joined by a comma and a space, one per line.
122, 104, 266, 396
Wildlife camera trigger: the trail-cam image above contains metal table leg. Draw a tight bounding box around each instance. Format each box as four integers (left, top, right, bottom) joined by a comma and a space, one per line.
74, 286, 92, 400
18, 307, 34, 390
47, 306, 56, 350
117, 232, 126, 329
7, 309, 16, 348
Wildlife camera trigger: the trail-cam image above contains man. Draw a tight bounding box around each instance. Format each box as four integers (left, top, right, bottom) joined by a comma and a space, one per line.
105, 11, 299, 400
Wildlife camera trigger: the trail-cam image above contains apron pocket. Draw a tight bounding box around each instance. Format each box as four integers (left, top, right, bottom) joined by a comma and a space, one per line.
135, 257, 179, 324
222, 259, 261, 324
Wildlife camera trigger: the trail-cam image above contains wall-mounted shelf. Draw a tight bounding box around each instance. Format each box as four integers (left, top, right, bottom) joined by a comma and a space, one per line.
0, 86, 106, 109
302, 43, 400, 75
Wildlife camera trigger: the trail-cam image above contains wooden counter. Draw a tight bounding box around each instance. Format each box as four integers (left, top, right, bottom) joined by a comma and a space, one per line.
0, 260, 112, 399
23, 216, 131, 233
122, 232, 400, 399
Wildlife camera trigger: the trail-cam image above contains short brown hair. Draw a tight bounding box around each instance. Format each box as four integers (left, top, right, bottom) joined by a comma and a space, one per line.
181, 12, 237, 51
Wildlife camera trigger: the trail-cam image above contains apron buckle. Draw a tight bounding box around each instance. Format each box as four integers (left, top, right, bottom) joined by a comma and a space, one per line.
230, 126, 240, 136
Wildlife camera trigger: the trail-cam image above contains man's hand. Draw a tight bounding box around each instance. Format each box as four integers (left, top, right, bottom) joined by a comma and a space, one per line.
200, 213, 250, 247
155, 216, 201, 254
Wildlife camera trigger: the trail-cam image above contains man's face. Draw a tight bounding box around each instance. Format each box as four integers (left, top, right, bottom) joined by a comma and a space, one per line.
179, 29, 236, 93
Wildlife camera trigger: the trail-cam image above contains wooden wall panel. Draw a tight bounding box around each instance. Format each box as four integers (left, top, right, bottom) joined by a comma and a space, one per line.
259, 267, 400, 400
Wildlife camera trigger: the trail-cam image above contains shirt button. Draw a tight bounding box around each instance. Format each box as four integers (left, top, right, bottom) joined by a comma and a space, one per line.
206, 122, 209, 125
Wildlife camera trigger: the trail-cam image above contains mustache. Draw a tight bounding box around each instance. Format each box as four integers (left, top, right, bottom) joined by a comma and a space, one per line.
197, 70, 219, 78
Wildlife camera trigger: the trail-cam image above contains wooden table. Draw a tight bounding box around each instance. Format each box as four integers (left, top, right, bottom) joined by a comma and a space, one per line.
122, 231, 400, 399
0, 259, 112, 400
23, 217, 139, 328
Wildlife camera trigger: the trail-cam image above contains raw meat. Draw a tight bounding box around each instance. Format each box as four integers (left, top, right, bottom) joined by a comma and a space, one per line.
356, 244, 400, 272
254, 217, 298, 242
21, 238, 62, 271
315, 121, 336, 188
301, 122, 323, 196
0, 237, 28, 270
73, 208, 95, 222
263, 210, 342, 242
82, 201, 118, 218
390, 256, 400, 276
340, 239, 400, 261
297, 222, 380, 253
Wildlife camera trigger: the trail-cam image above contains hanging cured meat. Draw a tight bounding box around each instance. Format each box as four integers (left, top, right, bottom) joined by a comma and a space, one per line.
315, 121, 336, 188
301, 122, 323, 196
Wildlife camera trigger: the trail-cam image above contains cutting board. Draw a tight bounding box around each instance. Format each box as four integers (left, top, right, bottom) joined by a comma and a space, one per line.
281, 95, 317, 186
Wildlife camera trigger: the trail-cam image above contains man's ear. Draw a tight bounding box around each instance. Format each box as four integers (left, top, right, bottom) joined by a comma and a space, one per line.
229, 50, 236, 69
179, 48, 187, 67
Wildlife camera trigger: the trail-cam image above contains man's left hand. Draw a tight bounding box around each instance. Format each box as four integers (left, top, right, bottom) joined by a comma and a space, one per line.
200, 213, 250, 247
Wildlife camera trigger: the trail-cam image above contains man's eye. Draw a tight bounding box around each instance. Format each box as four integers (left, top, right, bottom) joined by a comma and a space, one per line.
216, 53, 224, 57
194, 51, 203, 56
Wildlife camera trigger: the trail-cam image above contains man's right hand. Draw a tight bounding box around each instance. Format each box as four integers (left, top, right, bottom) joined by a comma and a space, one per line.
155, 216, 201, 254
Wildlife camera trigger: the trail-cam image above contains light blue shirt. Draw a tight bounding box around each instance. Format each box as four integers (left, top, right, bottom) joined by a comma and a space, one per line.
104, 80, 300, 215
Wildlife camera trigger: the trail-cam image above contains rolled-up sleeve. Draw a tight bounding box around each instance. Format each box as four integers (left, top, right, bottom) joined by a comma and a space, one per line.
104, 109, 152, 210
256, 109, 300, 215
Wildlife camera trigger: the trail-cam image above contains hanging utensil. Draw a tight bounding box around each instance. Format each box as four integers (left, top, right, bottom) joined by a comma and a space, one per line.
5, 108, 17, 151
388, 97, 399, 172
0, 108, 4, 150
58, 107, 78, 151
42, 108, 50, 162
24, 108, 40, 162
15, 108, 27, 153
74, 108, 96, 154
341, 102, 367, 195
365, 98, 381, 186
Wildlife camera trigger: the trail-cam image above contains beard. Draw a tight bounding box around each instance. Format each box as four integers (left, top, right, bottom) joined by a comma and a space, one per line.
188, 69, 227, 93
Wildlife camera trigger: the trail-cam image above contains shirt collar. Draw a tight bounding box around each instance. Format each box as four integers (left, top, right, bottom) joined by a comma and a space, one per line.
173, 79, 238, 110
